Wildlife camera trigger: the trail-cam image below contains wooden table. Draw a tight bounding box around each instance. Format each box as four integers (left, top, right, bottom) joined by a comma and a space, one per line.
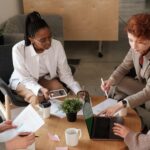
35, 96, 141, 150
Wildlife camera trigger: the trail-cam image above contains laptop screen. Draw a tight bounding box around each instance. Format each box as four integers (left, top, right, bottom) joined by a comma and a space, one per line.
83, 101, 94, 137
83, 97, 124, 140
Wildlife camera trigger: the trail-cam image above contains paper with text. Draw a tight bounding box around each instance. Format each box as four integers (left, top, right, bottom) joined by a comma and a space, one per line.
92, 98, 117, 115
0, 105, 44, 142
50, 99, 66, 118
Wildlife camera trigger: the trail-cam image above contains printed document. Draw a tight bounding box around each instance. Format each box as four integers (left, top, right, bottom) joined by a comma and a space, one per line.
0, 105, 44, 142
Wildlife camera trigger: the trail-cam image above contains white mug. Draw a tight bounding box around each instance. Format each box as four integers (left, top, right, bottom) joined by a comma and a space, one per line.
41, 107, 50, 119
118, 108, 127, 116
65, 128, 82, 147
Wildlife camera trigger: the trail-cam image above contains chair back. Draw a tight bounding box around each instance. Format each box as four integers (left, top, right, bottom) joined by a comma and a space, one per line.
3, 14, 64, 44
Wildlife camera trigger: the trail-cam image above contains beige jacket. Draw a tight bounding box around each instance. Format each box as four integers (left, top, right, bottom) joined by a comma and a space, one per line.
124, 131, 150, 150
109, 48, 150, 108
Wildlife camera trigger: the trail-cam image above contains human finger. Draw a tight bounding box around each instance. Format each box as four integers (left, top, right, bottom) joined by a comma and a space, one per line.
18, 132, 31, 136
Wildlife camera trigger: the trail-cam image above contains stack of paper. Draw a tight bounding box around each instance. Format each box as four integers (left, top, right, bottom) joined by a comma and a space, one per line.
92, 98, 117, 115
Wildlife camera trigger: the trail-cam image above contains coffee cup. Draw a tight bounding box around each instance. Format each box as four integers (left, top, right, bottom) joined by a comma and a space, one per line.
118, 108, 127, 116
65, 128, 82, 147
39, 100, 51, 119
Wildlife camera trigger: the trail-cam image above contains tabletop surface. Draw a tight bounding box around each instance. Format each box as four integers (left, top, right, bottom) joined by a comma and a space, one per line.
35, 96, 141, 150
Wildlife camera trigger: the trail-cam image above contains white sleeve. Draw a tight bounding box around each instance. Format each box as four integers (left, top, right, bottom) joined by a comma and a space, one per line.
12, 44, 42, 95
56, 42, 81, 94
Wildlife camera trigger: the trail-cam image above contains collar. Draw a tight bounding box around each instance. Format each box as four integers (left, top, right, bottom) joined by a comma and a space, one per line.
29, 44, 50, 57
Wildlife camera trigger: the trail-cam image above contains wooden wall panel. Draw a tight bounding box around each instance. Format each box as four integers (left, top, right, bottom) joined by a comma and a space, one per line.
23, 0, 119, 41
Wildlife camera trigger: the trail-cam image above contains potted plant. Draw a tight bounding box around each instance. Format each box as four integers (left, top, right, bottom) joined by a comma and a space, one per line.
61, 98, 83, 122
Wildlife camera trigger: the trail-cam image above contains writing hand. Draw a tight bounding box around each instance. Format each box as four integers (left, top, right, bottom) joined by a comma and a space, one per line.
5, 133, 35, 150
100, 79, 112, 93
98, 101, 124, 117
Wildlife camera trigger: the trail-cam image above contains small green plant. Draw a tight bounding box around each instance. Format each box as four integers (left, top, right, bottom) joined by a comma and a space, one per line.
61, 98, 83, 114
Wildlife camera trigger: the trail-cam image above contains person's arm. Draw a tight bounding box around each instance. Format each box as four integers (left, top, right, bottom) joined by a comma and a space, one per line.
113, 123, 150, 150
125, 77, 150, 108
108, 49, 134, 86
11, 42, 42, 95
101, 101, 125, 116
124, 130, 150, 150
5, 133, 35, 150
56, 41, 81, 94
100, 50, 134, 116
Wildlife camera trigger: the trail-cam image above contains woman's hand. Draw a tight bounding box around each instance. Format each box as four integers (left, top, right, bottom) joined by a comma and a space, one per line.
5, 132, 35, 150
100, 79, 112, 93
99, 101, 124, 116
0, 120, 16, 133
113, 123, 131, 138
40, 87, 49, 100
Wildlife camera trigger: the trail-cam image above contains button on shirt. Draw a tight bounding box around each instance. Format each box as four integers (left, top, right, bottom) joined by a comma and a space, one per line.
38, 52, 49, 77
9, 39, 81, 95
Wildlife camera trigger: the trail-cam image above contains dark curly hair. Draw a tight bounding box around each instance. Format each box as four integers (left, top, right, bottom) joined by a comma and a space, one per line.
125, 13, 150, 40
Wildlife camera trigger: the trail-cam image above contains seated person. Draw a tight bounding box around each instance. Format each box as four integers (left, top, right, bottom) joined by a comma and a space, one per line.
0, 120, 35, 150
9, 11, 81, 105
101, 13, 150, 129
113, 123, 150, 150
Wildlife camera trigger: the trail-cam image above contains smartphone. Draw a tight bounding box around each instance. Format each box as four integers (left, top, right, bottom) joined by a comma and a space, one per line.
49, 89, 67, 99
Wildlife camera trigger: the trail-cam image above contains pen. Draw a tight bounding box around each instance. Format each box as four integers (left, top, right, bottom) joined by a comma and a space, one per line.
101, 78, 108, 98
19, 134, 39, 138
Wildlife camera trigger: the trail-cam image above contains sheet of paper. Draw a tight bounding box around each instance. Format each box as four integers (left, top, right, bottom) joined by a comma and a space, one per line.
50, 99, 66, 118
92, 98, 117, 115
11, 106, 26, 120
0, 105, 44, 142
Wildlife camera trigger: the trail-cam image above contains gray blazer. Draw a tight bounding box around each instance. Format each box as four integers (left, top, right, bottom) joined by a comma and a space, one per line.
109, 48, 150, 108
124, 131, 150, 150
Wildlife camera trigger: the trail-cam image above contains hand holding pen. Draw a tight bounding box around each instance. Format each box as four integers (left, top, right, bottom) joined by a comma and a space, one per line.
101, 78, 109, 98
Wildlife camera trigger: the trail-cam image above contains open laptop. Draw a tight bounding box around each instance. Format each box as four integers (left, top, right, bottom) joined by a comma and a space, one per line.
82, 92, 124, 140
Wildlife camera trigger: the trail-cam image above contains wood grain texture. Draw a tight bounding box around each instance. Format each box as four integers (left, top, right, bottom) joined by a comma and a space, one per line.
23, 0, 119, 40
35, 96, 141, 150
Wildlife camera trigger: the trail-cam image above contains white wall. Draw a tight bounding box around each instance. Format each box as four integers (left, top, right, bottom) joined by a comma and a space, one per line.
0, 0, 23, 25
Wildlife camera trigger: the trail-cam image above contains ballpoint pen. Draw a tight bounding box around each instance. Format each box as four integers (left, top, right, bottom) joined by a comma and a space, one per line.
101, 78, 109, 98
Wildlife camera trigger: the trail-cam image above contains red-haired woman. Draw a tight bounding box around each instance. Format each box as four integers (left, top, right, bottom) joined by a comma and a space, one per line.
101, 14, 150, 149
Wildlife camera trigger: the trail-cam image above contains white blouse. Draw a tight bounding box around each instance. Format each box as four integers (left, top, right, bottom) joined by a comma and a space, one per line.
9, 39, 81, 95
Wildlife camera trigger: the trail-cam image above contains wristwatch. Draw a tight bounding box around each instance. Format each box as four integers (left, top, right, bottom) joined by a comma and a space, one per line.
122, 100, 127, 108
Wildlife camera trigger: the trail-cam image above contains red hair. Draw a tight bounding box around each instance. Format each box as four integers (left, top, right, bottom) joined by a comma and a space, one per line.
125, 13, 150, 40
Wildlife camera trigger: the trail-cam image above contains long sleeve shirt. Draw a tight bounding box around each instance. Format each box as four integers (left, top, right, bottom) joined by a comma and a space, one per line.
109, 48, 150, 108
124, 130, 150, 150
9, 39, 81, 95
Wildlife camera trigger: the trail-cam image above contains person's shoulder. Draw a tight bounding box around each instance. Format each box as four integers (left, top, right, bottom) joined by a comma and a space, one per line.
51, 38, 62, 46
13, 40, 25, 50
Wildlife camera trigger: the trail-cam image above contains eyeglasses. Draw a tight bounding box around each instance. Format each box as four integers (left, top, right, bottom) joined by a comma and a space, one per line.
34, 36, 52, 45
